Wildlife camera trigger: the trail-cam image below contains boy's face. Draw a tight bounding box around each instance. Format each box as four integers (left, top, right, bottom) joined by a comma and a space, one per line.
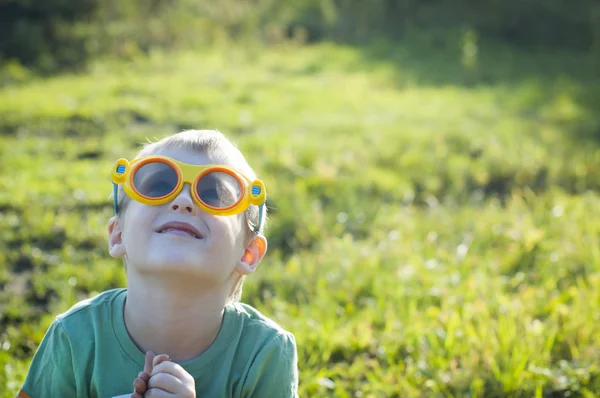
108, 147, 266, 286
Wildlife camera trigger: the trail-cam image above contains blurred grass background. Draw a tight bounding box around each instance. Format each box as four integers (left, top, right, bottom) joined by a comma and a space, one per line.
1, 0, 600, 397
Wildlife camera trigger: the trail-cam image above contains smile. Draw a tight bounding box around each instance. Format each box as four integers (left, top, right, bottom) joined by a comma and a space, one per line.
156, 221, 204, 239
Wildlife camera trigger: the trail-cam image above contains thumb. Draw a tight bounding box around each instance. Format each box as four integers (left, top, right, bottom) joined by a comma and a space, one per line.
152, 353, 171, 369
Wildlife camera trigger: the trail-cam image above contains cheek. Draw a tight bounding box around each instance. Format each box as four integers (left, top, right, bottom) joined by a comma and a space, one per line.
122, 205, 156, 245
231, 218, 252, 256
207, 215, 246, 250
226, 214, 247, 239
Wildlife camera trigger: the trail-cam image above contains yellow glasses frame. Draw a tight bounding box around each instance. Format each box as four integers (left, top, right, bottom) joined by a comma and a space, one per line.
111, 155, 266, 222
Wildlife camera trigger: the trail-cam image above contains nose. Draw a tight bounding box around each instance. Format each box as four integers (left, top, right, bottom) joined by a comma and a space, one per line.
169, 184, 197, 215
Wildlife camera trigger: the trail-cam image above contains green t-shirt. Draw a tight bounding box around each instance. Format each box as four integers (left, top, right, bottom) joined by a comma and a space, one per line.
20, 288, 298, 398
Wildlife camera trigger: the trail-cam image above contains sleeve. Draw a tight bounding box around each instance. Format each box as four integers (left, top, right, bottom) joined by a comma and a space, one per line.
19, 318, 77, 397
242, 332, 299, 398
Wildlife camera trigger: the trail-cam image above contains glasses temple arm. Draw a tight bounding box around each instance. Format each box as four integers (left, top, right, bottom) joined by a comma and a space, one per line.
113, 183, 119, 214
255, 202, 265, 234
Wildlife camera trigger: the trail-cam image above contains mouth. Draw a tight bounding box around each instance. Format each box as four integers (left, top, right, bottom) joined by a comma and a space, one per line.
156, 221, 204, 239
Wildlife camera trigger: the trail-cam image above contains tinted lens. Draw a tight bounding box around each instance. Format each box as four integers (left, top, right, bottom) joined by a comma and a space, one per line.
196, 171, 242, 208
133, 161, 179, 198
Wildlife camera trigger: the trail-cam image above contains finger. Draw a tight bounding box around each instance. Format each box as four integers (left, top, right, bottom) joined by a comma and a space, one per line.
148, 371, 184, 392
145, 387, 175, 398
144, 351, 156, 374
131, 393, 144, 398
150, 361, 193, 383
133, 371, 150, 390
152, 353, 171, 368
139, 371, 150, 383
133, 376, 147, 393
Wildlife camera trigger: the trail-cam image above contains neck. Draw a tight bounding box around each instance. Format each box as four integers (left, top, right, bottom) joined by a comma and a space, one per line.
123, 269, 231, 363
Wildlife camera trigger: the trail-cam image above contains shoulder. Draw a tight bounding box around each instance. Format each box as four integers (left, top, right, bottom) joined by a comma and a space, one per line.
227, 304, 299, 396
55, 288, 125, 331
226, 302, 297, 358
227, 302, 293, 337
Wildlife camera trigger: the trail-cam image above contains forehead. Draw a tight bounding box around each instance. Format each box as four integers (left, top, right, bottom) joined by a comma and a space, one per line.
151, 147, 235, 169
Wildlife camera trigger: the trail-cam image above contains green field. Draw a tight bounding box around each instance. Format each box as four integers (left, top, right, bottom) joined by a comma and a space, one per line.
1, 35, 599, 397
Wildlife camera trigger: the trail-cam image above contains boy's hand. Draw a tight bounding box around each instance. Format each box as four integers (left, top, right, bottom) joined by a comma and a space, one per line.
131, 351, 171, 398
145, 355, 196, 397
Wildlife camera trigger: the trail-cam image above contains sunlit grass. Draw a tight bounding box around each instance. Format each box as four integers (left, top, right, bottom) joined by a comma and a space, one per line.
1, 41, 599, 396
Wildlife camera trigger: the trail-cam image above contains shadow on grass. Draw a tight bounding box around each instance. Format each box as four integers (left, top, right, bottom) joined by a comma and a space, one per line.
353, 30, 600, 144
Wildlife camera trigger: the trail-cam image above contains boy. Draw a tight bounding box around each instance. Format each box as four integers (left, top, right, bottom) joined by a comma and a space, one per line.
18, 130, 299, 397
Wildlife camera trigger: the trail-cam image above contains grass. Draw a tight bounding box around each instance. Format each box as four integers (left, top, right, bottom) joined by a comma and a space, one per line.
1, 33, 599, 397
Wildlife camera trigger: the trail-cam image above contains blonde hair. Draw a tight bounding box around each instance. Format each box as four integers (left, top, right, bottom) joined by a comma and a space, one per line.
113, 129, 267, 303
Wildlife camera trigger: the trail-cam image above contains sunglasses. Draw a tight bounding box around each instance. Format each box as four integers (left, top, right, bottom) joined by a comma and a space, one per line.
111, 155, 266, 233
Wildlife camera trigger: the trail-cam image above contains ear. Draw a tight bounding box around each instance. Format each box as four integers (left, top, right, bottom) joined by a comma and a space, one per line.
235, 234, 267, 276
107, 216, 126, 258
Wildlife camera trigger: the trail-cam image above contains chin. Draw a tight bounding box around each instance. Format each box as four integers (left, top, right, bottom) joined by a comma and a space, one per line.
157, 256, 205, 269
134, 250, 201, 272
